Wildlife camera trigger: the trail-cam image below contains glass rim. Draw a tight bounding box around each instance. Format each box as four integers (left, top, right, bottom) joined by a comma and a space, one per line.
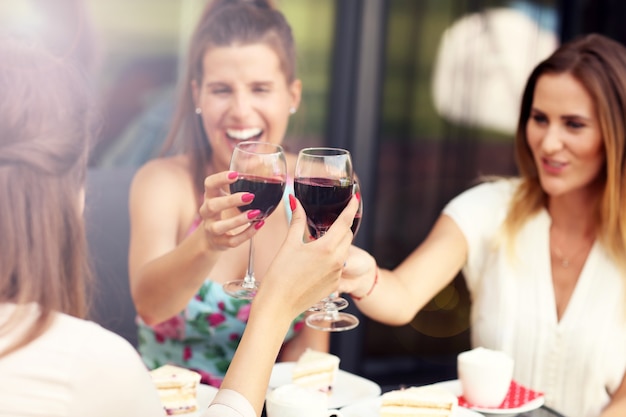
299, 147, 351, 157
235, 141, 285, 155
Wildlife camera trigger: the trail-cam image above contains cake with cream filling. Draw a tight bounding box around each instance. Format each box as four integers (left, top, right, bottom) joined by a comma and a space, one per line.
150, 364, 202, 415
380, 386, 458, 417
291, 348, 340, 394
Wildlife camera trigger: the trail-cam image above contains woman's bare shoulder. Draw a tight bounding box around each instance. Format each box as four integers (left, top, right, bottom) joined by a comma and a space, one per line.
130, 155, 197, 209
133, 155, 192, 187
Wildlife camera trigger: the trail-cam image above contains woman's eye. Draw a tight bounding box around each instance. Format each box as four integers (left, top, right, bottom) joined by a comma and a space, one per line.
566, 120, 585, 129
531, 114, 547, 124
211, 88, 230, 95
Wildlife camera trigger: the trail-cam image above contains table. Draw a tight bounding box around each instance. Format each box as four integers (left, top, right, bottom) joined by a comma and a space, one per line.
261, 394, 567, 417
376, 385, 567, 417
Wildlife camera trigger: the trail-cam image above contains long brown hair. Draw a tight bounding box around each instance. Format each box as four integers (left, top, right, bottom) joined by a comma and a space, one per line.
505, 33, 626, 273
0, 38, 95, 357
161, 0, 297, 199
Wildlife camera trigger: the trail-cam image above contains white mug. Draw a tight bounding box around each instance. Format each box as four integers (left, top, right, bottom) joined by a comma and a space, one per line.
265, 384, 344, 417
457, 347, 514, 407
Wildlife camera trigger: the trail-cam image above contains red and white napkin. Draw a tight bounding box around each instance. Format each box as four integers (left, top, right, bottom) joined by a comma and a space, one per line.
458, 380, 543, 409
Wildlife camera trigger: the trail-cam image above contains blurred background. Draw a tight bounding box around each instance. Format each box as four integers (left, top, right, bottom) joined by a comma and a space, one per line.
2, 0, 625, 389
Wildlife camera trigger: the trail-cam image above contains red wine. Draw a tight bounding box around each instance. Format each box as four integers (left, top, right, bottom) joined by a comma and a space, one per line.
230, 175, 285, 220
295, 177, 353, 238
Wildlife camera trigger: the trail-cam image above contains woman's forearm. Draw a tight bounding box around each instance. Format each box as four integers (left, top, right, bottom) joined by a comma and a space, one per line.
278, 320, 330, 362
219, 300, 293, 416
131, 229, 220, 325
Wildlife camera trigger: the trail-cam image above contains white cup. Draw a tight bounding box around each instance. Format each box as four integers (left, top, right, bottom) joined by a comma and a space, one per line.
265, 384, 343, 417
457, 347, 514, 407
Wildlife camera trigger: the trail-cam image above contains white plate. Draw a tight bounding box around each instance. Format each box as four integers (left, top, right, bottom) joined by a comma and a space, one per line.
268, 362, 382, 409
192, 384, 219, 417
431, 380, 545, 416
340, 396, 484, 417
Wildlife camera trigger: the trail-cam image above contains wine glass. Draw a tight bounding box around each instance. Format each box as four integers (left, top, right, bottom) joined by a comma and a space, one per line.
223, 141, 287, 299
307, 179, 363, 314
294, 147, 360, 331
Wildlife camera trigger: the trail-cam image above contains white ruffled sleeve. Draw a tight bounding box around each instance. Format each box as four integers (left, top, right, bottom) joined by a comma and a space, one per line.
200, 389, 256, 417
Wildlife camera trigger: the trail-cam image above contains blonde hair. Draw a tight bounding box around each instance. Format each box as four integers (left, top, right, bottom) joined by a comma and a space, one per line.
504, 33, 626, 274
0, 38, 95, 357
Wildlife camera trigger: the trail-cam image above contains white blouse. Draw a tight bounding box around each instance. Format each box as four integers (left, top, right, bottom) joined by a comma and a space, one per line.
443, 179, 626, 417
0, 304, 255, 417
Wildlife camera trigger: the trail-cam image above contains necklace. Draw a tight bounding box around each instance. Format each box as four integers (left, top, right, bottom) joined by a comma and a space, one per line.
552, 247, 572, 268
551, 239, 592, 268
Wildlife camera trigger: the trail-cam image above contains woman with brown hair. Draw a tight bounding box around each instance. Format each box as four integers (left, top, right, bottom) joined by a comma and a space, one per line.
128, 0, 327, 386
0, 37, 164, 416
342, 33, 626, 417
0, 36, 357, 417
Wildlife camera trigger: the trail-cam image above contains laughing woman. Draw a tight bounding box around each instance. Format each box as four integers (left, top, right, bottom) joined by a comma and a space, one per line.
128, 0, 327, 386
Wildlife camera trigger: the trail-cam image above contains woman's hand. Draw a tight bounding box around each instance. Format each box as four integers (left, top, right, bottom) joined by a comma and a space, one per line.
256, 194, 359, 318
198, 171, 263, 251
338, 245, 378, 298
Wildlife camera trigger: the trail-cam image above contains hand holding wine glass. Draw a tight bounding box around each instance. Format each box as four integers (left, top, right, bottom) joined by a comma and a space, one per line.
294, 147, 360, 331
223, 141, 287, 299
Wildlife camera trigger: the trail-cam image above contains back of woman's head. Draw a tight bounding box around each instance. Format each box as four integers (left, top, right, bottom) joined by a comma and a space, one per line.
0, 38, 94, 355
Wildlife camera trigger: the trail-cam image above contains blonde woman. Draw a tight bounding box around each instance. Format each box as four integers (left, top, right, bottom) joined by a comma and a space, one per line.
342, 33, 626, 417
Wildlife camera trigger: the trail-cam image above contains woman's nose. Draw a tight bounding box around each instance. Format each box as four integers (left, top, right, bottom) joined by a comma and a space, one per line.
540, 125, 564, 153
231, 92, 252, 117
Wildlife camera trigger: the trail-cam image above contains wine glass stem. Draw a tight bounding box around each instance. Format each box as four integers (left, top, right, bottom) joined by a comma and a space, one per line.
243, 235, 255, 289
322, 299, 340, 320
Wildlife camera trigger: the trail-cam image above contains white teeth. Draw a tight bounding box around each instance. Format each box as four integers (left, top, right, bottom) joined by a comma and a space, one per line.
226, 128, 262, 140
546, 160, 565, 168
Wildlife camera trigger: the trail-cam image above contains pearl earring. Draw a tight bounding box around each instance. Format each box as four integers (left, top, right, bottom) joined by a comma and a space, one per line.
195, 107, 202, 115
289, 107, 297, 115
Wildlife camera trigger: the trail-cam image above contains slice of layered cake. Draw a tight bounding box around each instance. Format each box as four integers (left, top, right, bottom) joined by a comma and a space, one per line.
291, 348, 340, 394
150, 364, 202, 415
380, 386, 458, 417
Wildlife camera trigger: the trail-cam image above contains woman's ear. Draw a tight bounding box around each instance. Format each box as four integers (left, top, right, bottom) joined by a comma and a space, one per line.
289, 78, 302, 113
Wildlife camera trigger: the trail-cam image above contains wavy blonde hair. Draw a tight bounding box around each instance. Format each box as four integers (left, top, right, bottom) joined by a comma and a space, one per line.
504, 33, 626, 275
0, 38, 95, 357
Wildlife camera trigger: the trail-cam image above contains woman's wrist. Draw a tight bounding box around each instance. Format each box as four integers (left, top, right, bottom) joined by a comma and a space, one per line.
351, 266, 379, 301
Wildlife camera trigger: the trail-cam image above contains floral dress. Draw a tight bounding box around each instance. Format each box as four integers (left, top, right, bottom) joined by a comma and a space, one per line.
137, 190, 303, 387
137, 280, 304, 387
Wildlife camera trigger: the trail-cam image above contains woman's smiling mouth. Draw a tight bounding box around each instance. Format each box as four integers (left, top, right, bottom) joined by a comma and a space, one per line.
226, 127, 263, 141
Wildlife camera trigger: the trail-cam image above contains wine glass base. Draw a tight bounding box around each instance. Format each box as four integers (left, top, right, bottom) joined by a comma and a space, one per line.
223, 279, 258, 300
307, 297, 349, 312
306, 311, 359, 332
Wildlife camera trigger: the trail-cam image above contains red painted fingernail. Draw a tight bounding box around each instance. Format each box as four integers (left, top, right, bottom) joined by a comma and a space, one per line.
228, 171, 238, 180
254, 220, 265, 230
355, 191, 361, 201
247, 210, 261, 219
242, 193, 254, 203
289, 194, 296, 211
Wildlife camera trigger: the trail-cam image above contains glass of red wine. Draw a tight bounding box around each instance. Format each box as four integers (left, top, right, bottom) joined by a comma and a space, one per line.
223, 141, 287, 299
294, 147, 360, 332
